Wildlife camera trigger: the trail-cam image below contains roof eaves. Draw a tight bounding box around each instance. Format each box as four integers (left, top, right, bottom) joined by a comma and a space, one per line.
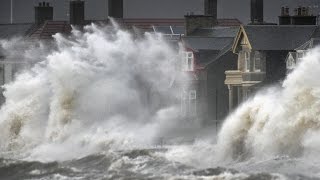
232, 25, 250, 53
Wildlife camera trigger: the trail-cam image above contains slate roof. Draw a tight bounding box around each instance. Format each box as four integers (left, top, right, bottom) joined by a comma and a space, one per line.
190, 26, 239, 37
183, 37, 234, 50
295, 38, 320, 50
243, 25, 317, 50
217, 19, 242, 27
0, 24, 33, 39
182, 27, 239, 66
29, 21, 72, 40
195, 50, 220, 65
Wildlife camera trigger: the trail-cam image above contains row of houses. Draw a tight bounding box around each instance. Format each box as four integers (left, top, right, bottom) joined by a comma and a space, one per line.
0, 0, 319, 127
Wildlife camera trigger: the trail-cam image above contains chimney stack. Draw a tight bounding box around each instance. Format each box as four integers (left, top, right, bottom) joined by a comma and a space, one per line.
251, 0, 264, 24
34, 1, 53, 25
204, 0, 217, 19
70, 0, 85, 25
279, 5, 317, 25
108, 0, 123, 18
184, 0, 217, 36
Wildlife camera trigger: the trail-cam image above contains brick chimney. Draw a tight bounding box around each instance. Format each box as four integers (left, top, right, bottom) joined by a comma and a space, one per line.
69, 0, 85, 25
108, 0, 123, 19
34, 2, 53, 25
251, 0, 264, 24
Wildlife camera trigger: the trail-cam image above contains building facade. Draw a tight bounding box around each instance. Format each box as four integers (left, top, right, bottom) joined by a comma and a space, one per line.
225, 25, 320, 111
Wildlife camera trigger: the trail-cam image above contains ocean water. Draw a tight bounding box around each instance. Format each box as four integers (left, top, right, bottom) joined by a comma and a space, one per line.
0, 23, 320, 179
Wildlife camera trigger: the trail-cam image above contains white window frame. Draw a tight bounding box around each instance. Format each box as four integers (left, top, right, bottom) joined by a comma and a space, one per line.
244, 51, 250, 72
253, 51, 261, 72
286, 53, 295, 70
180, 89, 197, 117
182, 51, 194, 71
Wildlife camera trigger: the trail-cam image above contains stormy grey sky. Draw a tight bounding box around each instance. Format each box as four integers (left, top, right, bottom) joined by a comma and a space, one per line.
0, 0, 320, 24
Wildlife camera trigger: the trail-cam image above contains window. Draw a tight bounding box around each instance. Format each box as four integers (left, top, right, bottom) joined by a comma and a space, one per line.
181, 89, 197, 117
241, 37, 248, 45
297, 50, 307, 63
254, 51, 261, 72
244, 51, 250, 72
182, 52, 194, 71
286, 53, 295, 70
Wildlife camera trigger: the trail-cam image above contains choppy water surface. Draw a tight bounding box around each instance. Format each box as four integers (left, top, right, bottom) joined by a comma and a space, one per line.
1, 23, 320, 179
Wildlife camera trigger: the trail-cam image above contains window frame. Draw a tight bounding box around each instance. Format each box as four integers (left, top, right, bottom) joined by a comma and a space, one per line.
180, 89, 197, 117
182, 51, 194, 71
253, 51, 261, 72
244, 51, 250, 72
286, 53, 296, 70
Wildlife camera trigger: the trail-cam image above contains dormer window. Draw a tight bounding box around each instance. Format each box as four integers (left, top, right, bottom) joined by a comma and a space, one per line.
286, 52, 296, 70
241, 36, 248, 45
183, 51, 194, 71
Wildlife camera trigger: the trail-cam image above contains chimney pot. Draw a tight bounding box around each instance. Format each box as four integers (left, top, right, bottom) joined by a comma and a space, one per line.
281, 7, 285, 16
285, 6, 289, 16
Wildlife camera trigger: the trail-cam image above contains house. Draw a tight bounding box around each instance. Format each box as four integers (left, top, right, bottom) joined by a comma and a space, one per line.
225, 25, 320, 111
180, 24, 239, 125
286, 38, 320, 71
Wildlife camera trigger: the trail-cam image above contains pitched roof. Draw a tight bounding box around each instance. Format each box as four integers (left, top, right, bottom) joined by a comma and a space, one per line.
182, 37, 234, 50
29, 21, 72, 40
0, 24, 33, 39
243, 25, 317, 50
217, 19, 242, 26
296, 38, 320, 50
190, 26, 239, 37
182, 26, 238, 49
121, 18, 185, 30
196, 50, 220, 65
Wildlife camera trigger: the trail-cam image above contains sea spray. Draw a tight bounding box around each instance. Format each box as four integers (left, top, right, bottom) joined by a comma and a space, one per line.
0, 23, 188, 161
163, 47, 320, 175
216, 47, 320, 161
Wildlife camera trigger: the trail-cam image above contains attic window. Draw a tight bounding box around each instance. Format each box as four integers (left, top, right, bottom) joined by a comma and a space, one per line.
183, 51, 194, 71
241, 37, 248, 45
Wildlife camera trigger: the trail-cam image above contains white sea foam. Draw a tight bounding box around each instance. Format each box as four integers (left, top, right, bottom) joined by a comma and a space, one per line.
0, 23, 188, 161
